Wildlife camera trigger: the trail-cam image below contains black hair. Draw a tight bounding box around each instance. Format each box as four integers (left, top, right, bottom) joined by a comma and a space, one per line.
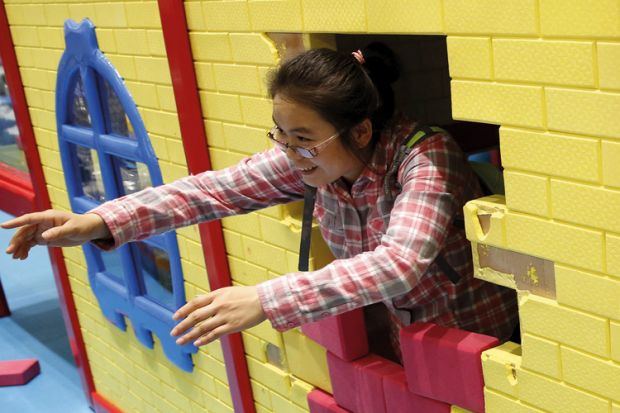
268, 42, 400, 157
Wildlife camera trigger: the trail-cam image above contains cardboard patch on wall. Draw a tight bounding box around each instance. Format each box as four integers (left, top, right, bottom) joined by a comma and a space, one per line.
477, 244, 556, 299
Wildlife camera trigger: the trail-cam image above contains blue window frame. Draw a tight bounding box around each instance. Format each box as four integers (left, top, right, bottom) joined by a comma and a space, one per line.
55, 19, 196, 371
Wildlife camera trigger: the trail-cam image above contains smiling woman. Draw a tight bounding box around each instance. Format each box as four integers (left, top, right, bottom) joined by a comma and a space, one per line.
2, 43, 517, 360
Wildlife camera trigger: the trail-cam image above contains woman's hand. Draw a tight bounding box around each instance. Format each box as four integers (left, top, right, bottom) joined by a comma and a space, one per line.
1, 210, 111, 259
171, 286, 267, 347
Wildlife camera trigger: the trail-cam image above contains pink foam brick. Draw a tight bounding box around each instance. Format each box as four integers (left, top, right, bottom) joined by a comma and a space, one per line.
383, 370, 451, 413
302, 308, 369, 361
0, 359, 40, 386
307, 389, 351, 413
400, 323, 500, 413
357, 355, 402, 413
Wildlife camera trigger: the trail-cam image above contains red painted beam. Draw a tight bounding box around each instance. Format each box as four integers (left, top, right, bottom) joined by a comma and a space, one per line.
0, 277, 10, 317
0, 163, 35, 217
0, 0, 96, 405
156, 2, 255, 413
92, 392, 124, 413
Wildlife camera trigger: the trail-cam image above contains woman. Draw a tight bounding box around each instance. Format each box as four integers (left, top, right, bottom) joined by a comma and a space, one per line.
2, 43, 517, 355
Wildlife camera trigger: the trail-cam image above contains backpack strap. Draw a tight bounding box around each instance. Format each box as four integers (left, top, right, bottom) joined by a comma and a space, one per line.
384, 125, 446, 200
298, 184, 317, 271
385, 124, 461, 285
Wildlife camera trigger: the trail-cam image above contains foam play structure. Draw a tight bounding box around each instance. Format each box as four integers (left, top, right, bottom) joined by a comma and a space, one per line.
0, 1, 619, 412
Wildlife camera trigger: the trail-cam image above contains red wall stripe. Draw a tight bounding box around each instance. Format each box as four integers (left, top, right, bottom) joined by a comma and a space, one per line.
0, 0, 96, 405
156, 2, 256, 412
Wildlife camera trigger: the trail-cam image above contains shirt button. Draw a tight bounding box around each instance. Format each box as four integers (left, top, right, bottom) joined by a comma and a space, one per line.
287, 322, 295, 328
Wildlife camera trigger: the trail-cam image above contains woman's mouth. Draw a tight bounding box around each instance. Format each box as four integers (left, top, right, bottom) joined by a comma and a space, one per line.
298, 165, 318, 175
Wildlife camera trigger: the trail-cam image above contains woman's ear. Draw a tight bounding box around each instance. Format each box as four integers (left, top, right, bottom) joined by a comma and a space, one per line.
351, 118, 373, 148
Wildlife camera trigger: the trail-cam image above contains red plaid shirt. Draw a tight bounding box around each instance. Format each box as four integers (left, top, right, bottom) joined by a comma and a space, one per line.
91, 119, 517, 340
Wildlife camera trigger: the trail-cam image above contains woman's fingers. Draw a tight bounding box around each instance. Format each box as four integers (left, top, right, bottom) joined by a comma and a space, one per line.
0, 213, 43, 229
171, 299, 215, 337
194, 324, 230, 346
175, 315, 225, 346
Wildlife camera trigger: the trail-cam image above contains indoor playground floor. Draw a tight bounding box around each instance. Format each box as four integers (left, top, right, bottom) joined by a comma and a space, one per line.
0, 210, 92, 412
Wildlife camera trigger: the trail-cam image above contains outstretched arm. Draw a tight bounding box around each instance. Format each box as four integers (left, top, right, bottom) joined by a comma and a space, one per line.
2, 210, 111, 259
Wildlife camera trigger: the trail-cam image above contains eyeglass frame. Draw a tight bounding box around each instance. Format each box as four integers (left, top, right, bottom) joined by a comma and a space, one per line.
267, 125, 341, 159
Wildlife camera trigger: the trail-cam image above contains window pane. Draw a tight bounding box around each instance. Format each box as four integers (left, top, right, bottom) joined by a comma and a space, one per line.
69, 77, 91, 127
100, 249, 124, 284
135, 242, 173, 309
75, 145, 105, 202
0, 64, 27, 172
102, 80, 135, 139
115, 157, 152, 195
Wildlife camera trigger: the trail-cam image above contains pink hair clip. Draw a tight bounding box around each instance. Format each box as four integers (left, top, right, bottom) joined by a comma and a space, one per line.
352, 49, 365, 65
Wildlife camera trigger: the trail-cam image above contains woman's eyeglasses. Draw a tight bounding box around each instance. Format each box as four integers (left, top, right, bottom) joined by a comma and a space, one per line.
267, 126, 340, 159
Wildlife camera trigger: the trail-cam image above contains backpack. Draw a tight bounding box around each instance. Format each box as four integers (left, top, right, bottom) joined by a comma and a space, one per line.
297, 123, 504, 285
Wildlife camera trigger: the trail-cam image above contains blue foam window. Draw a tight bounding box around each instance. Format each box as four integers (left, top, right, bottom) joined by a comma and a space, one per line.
55, 19, 196, 371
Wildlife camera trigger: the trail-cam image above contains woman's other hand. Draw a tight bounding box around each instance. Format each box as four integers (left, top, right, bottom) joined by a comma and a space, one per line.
171, 286, 267, 347
1, 210, 111, 259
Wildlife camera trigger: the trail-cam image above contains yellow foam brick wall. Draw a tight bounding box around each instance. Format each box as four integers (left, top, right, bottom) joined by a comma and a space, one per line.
6, 0, 620, 412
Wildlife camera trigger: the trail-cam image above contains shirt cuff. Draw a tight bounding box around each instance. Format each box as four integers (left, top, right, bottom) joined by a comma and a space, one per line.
256, 276, 304, 331
87, 201, 136, 250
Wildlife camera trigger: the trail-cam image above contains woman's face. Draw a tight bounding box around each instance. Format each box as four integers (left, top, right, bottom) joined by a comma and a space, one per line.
271, 94, 367, 187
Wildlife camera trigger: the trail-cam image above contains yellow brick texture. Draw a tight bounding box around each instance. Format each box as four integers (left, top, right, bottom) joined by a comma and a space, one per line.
607, 234, 620, 278
302, 0, 367, 32
521, 333, 560, 379
242, 237, 288, 274
250, 379, 273, 409
503, 171, 549, 217
212, 63, 261, 95
451, 80, 543, 128
598, 42, 620, 90
493, 39, 594, 87
248, 0, 304, 32
282, 328, 332, 393
481, 342, 521, 398
194, 62, 216, 90
505, 213, 603, 272
547, 88, 620, 139
551, 179, 620, 233
500, 128, 600, 184
222, 213, 262, 239
519, 369, 609, 413
124, 2, 161, 29
229, 33, 279, 65
603, 140, 620, 189
366, 0, 443, 34
443, 0, 538, 35
463, 196, 507, 248
189, 33, 233, 62
223, 123, 269, 155
613, 322, 620, 362
519, 294, 609, 357
94, 3, 129, 28
271, 391, 307, 413
184, 1, 206, 31
561, 346, 620, 402
484, 389, 544, 413
246, 356, 291, 397
199, 92, 243, 123
447, 36, 491, 80
540, 0, 620, 38
202, 0, 251, 32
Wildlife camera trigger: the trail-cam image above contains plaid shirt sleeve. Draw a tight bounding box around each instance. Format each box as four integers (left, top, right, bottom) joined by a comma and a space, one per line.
89, 148, 305, 249
257, 134, 470, 331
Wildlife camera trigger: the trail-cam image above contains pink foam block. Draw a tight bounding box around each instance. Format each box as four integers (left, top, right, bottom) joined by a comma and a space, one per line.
357, 355, 403, 413
0, 359, 40, 386
328, 352, 403, 413
400, 323, 500, 413
383, 370, 451, 413
307, 389, 351, 413
302, 308, 368, 361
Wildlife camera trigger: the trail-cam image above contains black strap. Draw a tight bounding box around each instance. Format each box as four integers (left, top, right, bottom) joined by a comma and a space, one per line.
298, 185, 317, 272
435, 255, 461, 284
